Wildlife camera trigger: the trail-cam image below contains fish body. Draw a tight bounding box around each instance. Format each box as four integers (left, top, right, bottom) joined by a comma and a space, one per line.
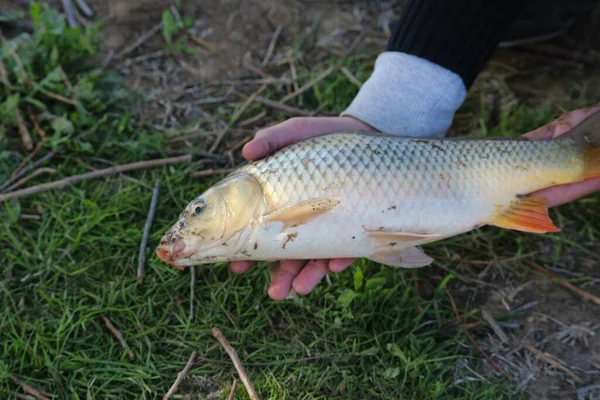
156, 111, 600, 269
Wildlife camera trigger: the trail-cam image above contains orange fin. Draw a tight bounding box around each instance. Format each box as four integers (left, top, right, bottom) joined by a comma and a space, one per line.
583, 147, 600, 180
490, 197, 559, 234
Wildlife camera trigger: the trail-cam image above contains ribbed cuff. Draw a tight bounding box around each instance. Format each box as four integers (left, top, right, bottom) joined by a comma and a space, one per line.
340, 51, 466, 137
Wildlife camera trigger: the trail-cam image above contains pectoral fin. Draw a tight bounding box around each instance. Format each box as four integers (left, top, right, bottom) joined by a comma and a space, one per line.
263, 197, 340, 227
490, 197, 559, 233
369, 246, 434, 268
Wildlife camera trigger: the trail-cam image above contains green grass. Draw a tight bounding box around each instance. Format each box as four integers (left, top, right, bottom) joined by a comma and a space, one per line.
1, 3, 599, 400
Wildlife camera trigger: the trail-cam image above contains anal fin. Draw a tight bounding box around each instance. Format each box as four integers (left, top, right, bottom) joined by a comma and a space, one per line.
263, 197, 340, 228
370, 246, 434, 268
490, 196, 559, 234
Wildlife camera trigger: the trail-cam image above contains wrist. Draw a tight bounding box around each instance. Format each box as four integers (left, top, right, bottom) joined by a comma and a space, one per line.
340, 51, 467, 138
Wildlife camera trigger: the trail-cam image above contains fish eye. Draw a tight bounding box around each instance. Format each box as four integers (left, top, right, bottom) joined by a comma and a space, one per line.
191, 199, 205, 215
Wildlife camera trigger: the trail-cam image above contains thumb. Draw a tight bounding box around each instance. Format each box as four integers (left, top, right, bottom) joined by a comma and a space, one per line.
241, 116, 375, 161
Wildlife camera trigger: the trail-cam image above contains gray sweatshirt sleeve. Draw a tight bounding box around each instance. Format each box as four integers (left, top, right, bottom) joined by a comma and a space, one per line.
340, 51, 467, 138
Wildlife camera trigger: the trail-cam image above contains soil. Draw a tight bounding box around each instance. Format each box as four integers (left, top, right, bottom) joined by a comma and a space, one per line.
2, 0, 600, 398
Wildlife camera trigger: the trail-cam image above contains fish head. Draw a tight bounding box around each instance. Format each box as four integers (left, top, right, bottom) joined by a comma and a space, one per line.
156, 173, 266, 267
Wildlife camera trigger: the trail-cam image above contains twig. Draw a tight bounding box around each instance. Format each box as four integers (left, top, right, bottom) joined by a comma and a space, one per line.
0, 155, 191, 202
280, 65, 336, 103
227, 379, 239, 400
187, 34, 217, 52
101, 315, 134, 360
464, 251, 537, 265
137, 179, 161, 285
28, 108, 48, 142
0, 212, 41, 220
233, 91, 312, 117
189, 266, 196, 321
261, 25, 283, 67
191, 168, 236, 178
61, 0, 78, 28
117, 22, 163, 59
525, 260, 600, 305
10, 143, 42, 179
74, 0, 94, 17
224, 135, 252, 153
9, 376, 51, 400
15, 107, 33, 151
481, 308, 509, 343
3, 168, 56, 193
523, 344, 583, 383
338, 66, 362, 88
163, 351, 197, 400
445, 288, 510, 379
211, 327, 260, 400
209, 84, 267, 153
0, 151, 56, 193
239, 111, 267, 128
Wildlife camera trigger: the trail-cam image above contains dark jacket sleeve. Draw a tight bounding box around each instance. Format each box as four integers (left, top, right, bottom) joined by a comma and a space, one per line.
386, 0, 528, 88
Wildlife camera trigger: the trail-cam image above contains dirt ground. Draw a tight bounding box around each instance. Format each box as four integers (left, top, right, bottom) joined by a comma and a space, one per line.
3, 0, 600, 398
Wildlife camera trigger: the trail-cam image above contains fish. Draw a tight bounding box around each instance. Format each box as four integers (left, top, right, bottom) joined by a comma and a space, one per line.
156, 110, 600, 271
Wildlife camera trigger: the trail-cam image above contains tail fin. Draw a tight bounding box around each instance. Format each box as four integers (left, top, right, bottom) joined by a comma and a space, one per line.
561, 109, 600, 180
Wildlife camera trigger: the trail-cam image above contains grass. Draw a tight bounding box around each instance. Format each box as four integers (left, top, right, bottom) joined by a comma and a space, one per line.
1, 3, 599, 399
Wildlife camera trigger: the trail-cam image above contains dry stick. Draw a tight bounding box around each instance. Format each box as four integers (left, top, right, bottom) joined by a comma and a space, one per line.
28, 108, 48, 142
191, 168, 236, 178
101, 315, 134, 360
227, 379, 239, 400
239, 110, 267, 128
481, 308, 509, 343
445, 288, 510, 379
163, 351, 197, 400
187, 34, 217, 52
15, 107, 33, 152
523, 344, 583, 383
10, 143, 43, 179
0, 154, 191, 202
117, 22, 163, 59
233, 91, 312, 117
9, 376, 50, 400
74, 0, 94, 17
209, 84, 268, 153
338, 66, 362, 88
0, 151, 56, 193
0, 212, 41, 220
137, 179, 161, 285
280, 65, 336, 103
212, 327, 260, 400
525, 260, 600, 306
61, 0, 78, 28
4, 168, 56, 193
0, 29, 26, 80
261, 25, 283, 67
189, 266, 196, 321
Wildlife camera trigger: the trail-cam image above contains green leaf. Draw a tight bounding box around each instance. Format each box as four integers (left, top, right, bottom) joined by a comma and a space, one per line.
383, 367, 400, 379
359, 346, 379, 356
336, 289, 358, 309
365, 277, 386, 292
3, 198, 21, 226
161, 10, 177, 45
387, 343, 408, 362
353, 268, 363, 291
51, 117, 74, 135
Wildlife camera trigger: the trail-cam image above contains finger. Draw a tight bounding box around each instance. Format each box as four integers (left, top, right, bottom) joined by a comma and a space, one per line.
528, 178, 600, 209
292, 259, 329, 295
268, 259, 307, 301
242, 116, 374, 161
230, 261, 255, 274
328, 258, 357, 273
523, 106, 600, 141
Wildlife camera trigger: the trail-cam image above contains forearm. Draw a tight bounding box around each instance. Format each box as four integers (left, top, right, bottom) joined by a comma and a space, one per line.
341, 0, 528, 137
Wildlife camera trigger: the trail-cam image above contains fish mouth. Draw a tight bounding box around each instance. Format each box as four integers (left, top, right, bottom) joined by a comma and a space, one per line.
156, 238, 195, 269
